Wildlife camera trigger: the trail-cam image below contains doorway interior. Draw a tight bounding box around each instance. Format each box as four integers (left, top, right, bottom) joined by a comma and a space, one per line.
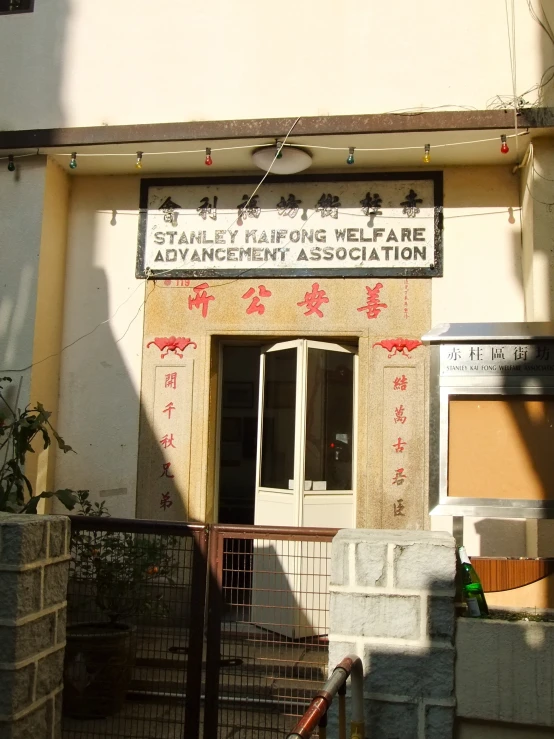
216, 339, 357, 528
217, 344, 261, 525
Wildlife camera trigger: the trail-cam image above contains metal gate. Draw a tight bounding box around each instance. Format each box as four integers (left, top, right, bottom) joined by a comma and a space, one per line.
62, 519, 336, 739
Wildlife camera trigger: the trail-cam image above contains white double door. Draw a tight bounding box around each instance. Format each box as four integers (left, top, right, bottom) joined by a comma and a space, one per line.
254, 339, 356, 529
251, 339, 356, 638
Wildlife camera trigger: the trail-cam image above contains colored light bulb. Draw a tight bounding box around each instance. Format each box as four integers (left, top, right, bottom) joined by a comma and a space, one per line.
500, 135, 509, 154
205, 147, 213, 166
69, 152, 77, 170
347, 147, 355, 165
7, 155, 15, 172
136, 151, 143, 169
423, 144, 431, 163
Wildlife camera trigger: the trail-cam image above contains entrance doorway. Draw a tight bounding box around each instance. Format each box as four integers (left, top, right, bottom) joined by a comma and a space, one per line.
217, 340, 357, 528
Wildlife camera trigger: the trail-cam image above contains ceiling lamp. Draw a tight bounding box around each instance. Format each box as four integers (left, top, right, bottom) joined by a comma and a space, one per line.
252, 144, 312, 175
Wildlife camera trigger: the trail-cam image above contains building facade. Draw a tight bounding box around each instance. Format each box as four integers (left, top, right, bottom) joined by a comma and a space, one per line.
2, 0, 554, 580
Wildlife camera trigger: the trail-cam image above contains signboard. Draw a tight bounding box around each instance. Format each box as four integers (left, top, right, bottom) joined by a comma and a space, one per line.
136, 173, 443, 279
440, 343, 554, 376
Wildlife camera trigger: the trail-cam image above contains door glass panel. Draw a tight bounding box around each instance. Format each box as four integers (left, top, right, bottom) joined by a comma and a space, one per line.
260, 348, 297, 489
305, 349, 354, 491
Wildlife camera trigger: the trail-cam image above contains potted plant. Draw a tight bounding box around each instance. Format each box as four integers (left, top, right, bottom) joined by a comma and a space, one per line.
63, 492, 177, 718
0, 376, 77, 513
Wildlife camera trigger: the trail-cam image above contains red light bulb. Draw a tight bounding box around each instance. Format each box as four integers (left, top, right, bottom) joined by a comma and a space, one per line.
500, 135, 509, 154
205, 147, 213, 166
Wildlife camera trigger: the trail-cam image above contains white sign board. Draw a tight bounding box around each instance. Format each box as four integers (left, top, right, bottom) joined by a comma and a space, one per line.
136, 174, 442, 278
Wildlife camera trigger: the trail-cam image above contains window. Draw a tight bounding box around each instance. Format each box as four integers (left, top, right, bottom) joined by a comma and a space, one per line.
0, 0, 34, 14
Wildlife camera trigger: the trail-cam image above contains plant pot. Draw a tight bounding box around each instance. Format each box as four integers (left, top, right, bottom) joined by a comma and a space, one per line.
63, 622, 137, 719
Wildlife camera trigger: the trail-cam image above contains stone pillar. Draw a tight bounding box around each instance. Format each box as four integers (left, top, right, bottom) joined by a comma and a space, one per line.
0, 514, 69, 739
329, 529, 456, 738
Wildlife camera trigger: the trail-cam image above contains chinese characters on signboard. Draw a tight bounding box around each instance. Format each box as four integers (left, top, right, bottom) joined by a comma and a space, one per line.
440, 343, 554, 375
381, 362, 424, 529
137, 175, 441, 278
149, 365, 194, 517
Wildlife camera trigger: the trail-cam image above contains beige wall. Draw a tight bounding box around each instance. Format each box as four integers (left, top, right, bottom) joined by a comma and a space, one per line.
53, 176, 145, 517
0, 1, 551, 130
27, 158, 70, 500
50, 162, 542, 526
432, 166, 524, 325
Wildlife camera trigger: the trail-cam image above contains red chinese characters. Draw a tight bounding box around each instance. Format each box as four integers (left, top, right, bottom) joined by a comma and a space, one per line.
242, 285, 272, 315
161, 462, 174, 479
188, 282, 215, 318
160, 492, 173, 510
392, 468, 407, 486
393, 375, 408, 391
392, 437, 407, 453
357, 283, 387, 320
394, 405, 407, 424
160, 433, 176, 449
165, 372, 177, 389
393, 498, 405, 516
297, 283, 329, 318
163, 402, 176, 419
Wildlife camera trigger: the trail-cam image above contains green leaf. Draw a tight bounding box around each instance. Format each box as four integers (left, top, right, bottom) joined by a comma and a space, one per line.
51, 429, 74, 454
22, 489, 78, 514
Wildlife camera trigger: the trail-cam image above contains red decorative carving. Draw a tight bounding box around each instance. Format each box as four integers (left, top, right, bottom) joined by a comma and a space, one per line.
146, 336, 197, 359
373, 338, 423, 358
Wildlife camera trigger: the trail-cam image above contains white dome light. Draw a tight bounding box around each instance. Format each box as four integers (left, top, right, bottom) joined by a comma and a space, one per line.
252, 145, 312, 175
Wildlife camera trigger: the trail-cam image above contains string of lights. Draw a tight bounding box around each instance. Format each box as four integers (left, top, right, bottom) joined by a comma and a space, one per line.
0, 131, 529, 171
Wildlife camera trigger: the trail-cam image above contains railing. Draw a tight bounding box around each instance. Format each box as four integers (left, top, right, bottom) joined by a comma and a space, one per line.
204, 523, 338, 739
62, 518, 338, 739
287, 655, 364, 739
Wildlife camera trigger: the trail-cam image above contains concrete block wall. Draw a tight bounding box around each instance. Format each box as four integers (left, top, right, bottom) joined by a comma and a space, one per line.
0, 514, 69, 739
329, 529, 457, 739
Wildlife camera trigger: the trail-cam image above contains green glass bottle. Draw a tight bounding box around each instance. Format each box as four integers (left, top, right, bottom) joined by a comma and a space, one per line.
458, 546, 489, 618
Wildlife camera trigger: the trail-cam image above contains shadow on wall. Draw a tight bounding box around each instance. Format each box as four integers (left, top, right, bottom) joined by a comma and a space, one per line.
51, 178, 176, 520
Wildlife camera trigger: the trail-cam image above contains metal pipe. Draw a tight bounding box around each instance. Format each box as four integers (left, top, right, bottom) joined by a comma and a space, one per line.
338, 686, 346, 739
286, 654, 363, 739
349, 656, 364, 739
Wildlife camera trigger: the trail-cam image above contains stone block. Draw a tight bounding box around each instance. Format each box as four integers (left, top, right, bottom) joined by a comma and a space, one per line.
0, 700, 49, 739
394, 539, 455, 592
35, 648, 64, 700
328, 640, 358, 674
456, 618, 554, 726
0, 569, 42, 620
332, 592, 420, 640
43, 561, 69, 609
0, 664, 35, 715
55, 607, 66, 645
428, 596, 455, 642
355, 541, 387, 587
425, 704, 455, 739
0, 613, 56, 663
47, 518, 69, 559
363, 644, 455, 699
330, 538, 349, 586
365, 699, 419, 739
45, 692, 62, 739
0, 517, 47, 566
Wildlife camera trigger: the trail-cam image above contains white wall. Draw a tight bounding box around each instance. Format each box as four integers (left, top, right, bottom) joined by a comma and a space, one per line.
0, 157, 47, 406
0, 0, 551, 130
54, 177, 145, 517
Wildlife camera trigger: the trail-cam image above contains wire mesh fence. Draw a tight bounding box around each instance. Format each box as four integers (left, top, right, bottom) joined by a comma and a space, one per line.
62, 520, 335, 739
62, 517, 207, 739
204, 525, 337, 739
